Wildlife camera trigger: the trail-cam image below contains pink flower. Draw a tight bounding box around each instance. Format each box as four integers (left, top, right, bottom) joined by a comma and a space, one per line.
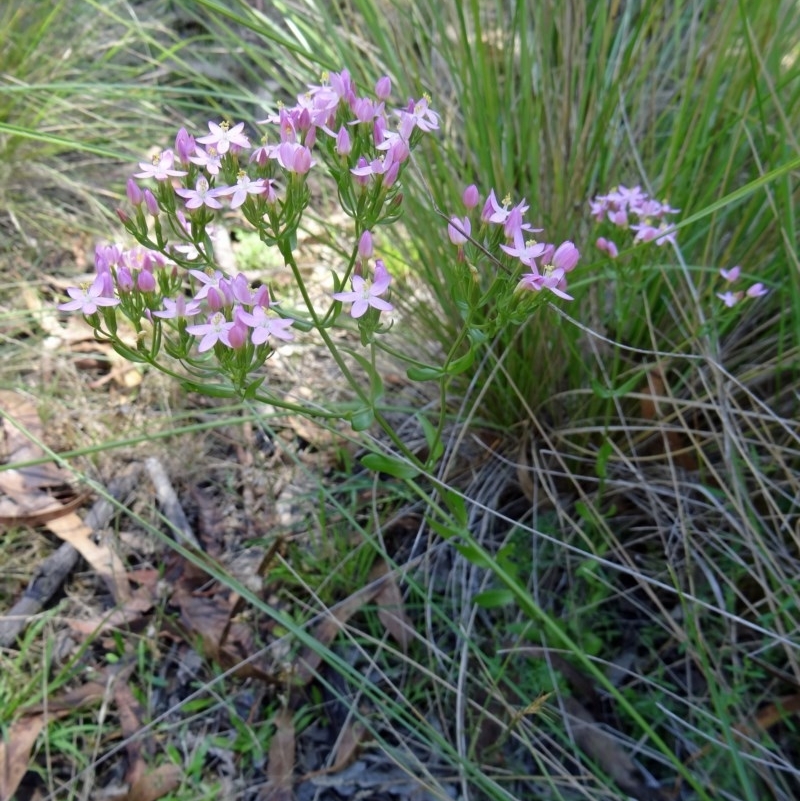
189, 269, 227, 300
135, 149, 187, 181
447, 216, 471, 246
175, 177, 226, 210
58, 275, 120, 314
717, 290, 743, 308
607, 208, 628, 227
397, 95, 439, 137
516, 268, 573, 301
218, 173, 267, 209
596, 237, 619, 258
500, 231, 546, 267
190, 146, 222, 175
237, 305, 295, 344
720, 265, 741, 282
186, 312, 235, 352
483, 190, 514, 225
746, 282, 768, 298
630, 222, 660, 243
332, 259, 393, 318
196, 121, 250, 155
152, 296, 202, 319
274, 141, 315, 173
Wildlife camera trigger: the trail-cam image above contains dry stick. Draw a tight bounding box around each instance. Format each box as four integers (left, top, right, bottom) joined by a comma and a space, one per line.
0, 465, 142, 648
144, 457, 201, 550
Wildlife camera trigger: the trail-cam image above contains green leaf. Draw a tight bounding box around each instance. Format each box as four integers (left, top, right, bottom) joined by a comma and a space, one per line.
407, 365, 445, 381
445, 348, 475, 376
474, 588, 515, 609
418, 414, 444, 464
427, 517, 457, 540
182, 382, 237, 399
453, 542, 491, 568
595, 439, 613, 479
360, 453, 420, 479
244, 375, 266, 399
591, 372, 642, 399
350, 407, 375, 431
440, 488, 467, 527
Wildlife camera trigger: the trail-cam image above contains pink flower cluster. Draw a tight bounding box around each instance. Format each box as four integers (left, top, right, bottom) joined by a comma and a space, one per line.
448, 185, 579, 300
59, 241, 295, 352
590, 185, 680, 256
59, 69, 437, 359
716, 265, 768, 307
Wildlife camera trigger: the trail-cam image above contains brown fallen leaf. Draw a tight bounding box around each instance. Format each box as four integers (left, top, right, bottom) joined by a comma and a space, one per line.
0, 390, 130, 602
22, 677, 111, 716
300, 719, 368, 782
640, 368, 697, 472
0, 714, 46, 801
125, 764, 183, 801
170, 584, 273, 681
370, 560, 413, 653
2, 673, 117, 801
294, 581, 384, 686
45, 512, 131, 603
261, 706, 295, 801
562, 696, 668, 801
113, 678, 148, 790
63, 591, 154, 638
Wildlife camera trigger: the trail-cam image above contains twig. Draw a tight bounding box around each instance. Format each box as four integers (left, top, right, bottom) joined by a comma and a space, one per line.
0, 465, 142, 647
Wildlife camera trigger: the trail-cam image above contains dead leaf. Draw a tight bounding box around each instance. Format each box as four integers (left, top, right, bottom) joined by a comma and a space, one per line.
64, 591, 154, 637
262, 706, 295, 801
639, 369, 697, 472
114, 681, 146, 787
125, 764, 183, 801
300, 720, 368, 782
1, 673, 120, 800
170, 585, 273, 681
23, 678, 110, 715
370, 561, 413, 652
0, 714, 45, 801
294, 581, 383, 686
45, 513, 131, 603
563, 697, 668, 801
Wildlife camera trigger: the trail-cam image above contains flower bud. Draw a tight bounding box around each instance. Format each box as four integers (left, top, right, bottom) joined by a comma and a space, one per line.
372, 115, 386, 147
552, 241, 579, 273
175, 128, 196, 163
383, 161, 400, 188
137, 270, 156, 293
358, 230, 374, 259
462, 184, 479, 209
143, 189, 160, 217
126, 179, 144, 206
336, 126, 351, 156
228, 317, 249, 349
375, 76, 391, 101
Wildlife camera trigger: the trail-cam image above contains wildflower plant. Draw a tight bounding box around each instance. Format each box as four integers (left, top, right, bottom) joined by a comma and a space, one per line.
589, 185, 769, 337
58, 69, 580, 471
